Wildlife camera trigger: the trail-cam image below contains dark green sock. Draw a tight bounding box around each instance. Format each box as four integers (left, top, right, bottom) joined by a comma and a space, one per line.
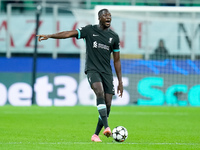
94, 117, 103, 135
97, 104, 108, 128
95, 106, 111, 135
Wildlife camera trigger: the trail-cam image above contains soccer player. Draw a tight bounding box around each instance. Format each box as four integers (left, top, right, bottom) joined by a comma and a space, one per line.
37, 9, 123, 142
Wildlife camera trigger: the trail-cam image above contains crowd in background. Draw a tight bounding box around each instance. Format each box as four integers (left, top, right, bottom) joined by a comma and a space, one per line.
1, 0, 35, 12
1, 0, 200, 13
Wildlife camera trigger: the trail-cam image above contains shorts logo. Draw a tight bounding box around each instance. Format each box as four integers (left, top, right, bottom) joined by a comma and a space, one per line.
112, 87, 115, 92
88, 77, 91, 83
112, 83, 115, 92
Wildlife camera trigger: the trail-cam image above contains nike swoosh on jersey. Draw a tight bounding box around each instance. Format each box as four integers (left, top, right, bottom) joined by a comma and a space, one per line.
93, 34, 99, 36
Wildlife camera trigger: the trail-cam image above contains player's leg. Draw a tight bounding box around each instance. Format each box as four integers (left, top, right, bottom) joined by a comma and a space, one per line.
94, 117, 103, 135
102, 93, 113, 137
87, 71, 111, 141
92, 82, 109, 129
101, 73, 114, 137
101, 72, 115, 119
91, 82, 111, 141
94, 93, 112, 136
105, 93, 113, 118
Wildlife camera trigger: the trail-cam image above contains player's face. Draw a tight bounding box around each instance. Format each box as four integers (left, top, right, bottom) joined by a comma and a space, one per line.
99, 10, 112, 29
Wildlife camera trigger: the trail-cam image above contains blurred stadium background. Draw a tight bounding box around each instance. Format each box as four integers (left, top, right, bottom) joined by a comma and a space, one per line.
0, 0, 200, 106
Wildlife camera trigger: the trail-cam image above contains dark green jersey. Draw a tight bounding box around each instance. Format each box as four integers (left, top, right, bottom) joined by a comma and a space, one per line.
77, 25, 120, 75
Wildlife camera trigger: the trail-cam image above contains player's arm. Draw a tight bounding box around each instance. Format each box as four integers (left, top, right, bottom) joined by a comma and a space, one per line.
36, 30, 78, 42
113, 51, 123, 97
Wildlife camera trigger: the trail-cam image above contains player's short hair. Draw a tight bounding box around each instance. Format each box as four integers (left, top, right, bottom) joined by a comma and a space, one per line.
98, 9, 109, 17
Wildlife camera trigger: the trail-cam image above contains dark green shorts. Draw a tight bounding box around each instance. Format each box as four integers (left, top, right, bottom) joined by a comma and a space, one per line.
86, 70, 115, 95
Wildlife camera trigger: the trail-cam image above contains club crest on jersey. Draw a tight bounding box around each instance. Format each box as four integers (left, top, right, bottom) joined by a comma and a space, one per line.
108, 38, 113, 43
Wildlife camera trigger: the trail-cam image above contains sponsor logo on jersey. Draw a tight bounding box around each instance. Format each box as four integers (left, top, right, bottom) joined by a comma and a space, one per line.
93, 41, 110, 51
98, 43, 109, 51
93, 41, 98, 48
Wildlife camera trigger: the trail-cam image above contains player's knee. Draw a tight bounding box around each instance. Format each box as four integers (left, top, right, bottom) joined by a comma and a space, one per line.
95, 90, 104, 98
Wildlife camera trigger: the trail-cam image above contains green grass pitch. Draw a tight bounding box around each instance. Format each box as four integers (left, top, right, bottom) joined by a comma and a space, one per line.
0, 106, 200, 150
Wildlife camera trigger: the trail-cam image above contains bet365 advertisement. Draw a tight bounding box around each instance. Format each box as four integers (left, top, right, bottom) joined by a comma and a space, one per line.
0, 57, 200, 106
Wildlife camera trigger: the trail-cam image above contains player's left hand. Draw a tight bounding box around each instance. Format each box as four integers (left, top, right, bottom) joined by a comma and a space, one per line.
117, 82, 123, 97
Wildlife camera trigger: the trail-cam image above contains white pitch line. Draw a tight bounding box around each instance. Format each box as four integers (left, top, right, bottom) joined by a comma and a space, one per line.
111, 112, 189, 115
0, 142, 199, 146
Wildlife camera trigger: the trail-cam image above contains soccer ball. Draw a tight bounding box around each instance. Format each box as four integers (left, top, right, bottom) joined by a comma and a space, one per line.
112, 126, 128, 142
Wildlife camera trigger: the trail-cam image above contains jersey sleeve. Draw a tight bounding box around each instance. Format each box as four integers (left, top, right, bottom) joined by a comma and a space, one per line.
76, 25, 91, 39
113, 35, 120, 52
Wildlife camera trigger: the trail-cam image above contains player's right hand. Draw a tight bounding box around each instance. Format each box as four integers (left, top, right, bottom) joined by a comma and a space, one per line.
117, 82, 123, 97
36, 35, 49, 42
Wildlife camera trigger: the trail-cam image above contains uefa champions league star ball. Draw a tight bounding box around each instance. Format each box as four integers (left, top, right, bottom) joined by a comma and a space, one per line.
112, 126, 128, 142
